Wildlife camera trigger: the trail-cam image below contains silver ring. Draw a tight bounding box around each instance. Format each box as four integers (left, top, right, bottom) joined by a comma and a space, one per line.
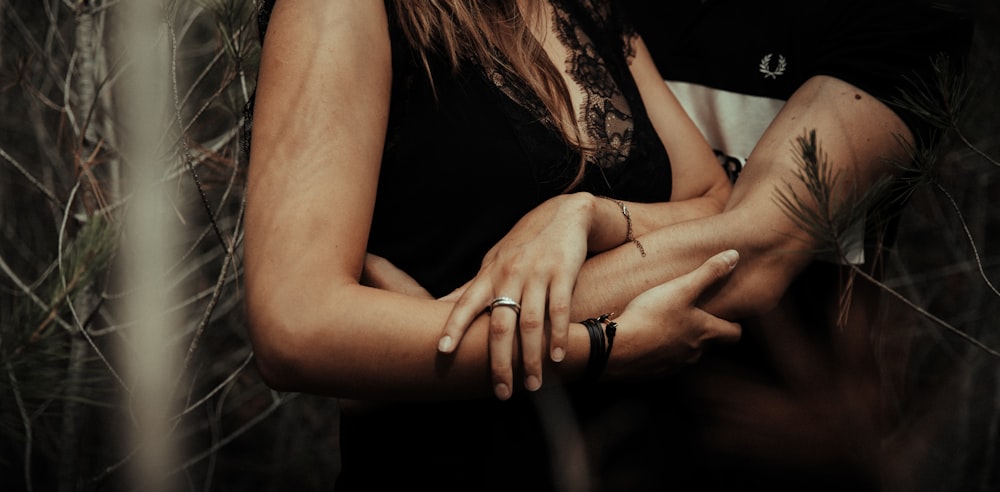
489, 296, 521, 316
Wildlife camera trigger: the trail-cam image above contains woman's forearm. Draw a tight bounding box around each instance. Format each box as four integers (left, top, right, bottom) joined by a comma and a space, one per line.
586, 180, 729, 254
248, 281, 591, 399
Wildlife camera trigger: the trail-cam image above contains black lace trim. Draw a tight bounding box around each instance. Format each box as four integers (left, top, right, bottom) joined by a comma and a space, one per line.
550, 0, 634, 169
574, 0, 638, 62
485, 1, 636, 170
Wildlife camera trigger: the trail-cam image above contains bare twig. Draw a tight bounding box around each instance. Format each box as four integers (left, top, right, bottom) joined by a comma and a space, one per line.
168, 392, 295, 479
884, 256, 1000, 289
173, 350, 254, 420
852, 265, 1000, 359
953, 128, 1000, 169
5, 356, 35, 492
176, 148, 246, 378
4, 4, 65, 83
932, 181, 1000, 298
0, 253, 74, 333
90, 125, 241, 220
0, 146, 65, 210
168, 21, 222, 244
176, 234, 234, 378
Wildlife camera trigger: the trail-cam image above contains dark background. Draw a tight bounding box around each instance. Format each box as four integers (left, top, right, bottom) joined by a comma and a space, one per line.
0, 0, 997, 490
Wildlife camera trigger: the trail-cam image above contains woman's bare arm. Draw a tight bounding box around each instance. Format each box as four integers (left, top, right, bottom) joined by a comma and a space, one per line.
245, 0, 516, 399
245, 0, 739, 401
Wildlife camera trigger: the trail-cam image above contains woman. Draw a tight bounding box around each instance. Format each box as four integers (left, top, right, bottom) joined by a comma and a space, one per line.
245, 0, 737, 489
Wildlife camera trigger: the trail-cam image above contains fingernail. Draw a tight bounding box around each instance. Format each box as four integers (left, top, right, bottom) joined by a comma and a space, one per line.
720, 249, 739, 269
525, 375, 541, 392
551, 347, 565, 362
438, 336, 453, 353
494, 383, 511, 400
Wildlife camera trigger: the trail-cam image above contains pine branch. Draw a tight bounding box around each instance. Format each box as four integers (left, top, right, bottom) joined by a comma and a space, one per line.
774, 127, 999, 358
890, 53, 998, 170
56, 183, 128, 391
773, 129, 892, 264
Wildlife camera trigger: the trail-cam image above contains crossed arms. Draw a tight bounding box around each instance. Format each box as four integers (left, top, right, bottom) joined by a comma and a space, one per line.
244, 0, 914, 401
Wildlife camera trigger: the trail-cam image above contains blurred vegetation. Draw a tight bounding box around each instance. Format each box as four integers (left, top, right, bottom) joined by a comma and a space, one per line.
0, 1, 338, 490
0, 0, 996, 491
876, 2, 1000, 488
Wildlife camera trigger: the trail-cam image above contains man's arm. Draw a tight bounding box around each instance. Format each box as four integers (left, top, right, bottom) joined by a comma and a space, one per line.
571, 75, 914, 320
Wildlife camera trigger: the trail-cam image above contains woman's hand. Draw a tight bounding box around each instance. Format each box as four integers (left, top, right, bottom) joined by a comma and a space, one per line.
438, 192, 604, 400
607, 249, 742, 380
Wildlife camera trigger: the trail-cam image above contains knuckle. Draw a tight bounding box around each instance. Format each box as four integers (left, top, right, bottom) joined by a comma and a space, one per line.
706, 259, 729, 279
548, 300, 570, 319
492, 363, 513, 380
522, 356, 542, 372
549, 329, 567, 343
481, 253, 496, 266
498, 261, 522, 278
519, 313, 543, 332
540, 254, 565, 271
454, 292, 476, 309
490, 319, 511, 337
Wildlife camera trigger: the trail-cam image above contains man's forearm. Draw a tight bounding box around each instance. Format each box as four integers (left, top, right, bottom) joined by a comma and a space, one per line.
570, 205, 810, 321
572, 76, 914, 322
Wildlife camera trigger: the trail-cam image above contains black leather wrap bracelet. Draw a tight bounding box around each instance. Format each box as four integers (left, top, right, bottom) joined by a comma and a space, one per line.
580, 313, 617, 383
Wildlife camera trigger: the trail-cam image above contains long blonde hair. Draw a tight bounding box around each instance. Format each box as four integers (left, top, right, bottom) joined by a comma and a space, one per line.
392, 0, 587, 186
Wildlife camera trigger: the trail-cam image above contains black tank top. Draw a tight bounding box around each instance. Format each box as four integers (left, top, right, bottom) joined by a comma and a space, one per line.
367, 0, 671, 298
254, 1, 673, 489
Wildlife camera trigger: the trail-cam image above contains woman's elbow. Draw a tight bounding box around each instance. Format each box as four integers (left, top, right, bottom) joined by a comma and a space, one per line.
246, 302, 309, 392
707, 178, 732, 212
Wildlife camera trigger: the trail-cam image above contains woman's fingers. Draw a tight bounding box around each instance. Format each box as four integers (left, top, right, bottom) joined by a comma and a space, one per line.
438, 280, 493, 353
438, 248, 586, 398
519, 282, 547, 392
438, 279, 471, 302
547, 273, 574, 362
488, 292, 521, 400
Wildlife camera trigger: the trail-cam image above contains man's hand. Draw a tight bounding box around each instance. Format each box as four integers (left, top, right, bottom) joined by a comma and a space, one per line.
361, 253, 433, 299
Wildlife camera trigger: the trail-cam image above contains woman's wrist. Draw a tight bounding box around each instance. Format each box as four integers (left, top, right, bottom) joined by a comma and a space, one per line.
579, 313, 618, 383
578, 192, 618, 253
591, 312, 627, 382
588, 194, 645, 256
552, 191, 607, 253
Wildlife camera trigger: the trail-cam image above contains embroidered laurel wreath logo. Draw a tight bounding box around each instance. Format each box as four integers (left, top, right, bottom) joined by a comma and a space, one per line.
759, 53, 787, 79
